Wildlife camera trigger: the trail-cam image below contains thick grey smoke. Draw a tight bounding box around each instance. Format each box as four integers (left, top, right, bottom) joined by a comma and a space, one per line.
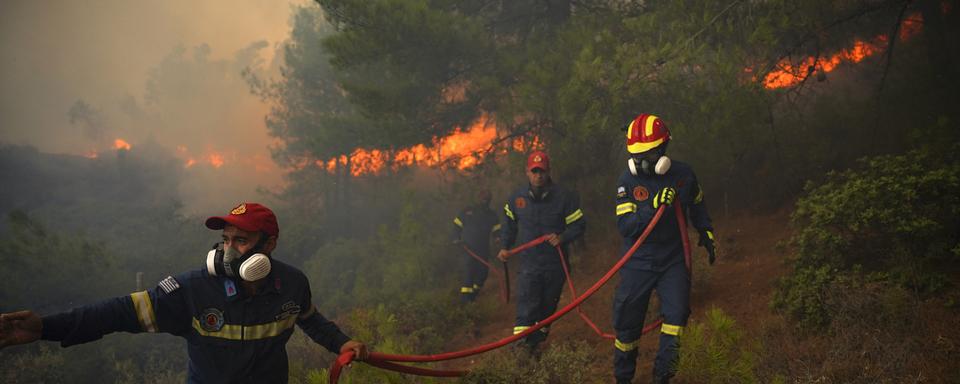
0, 0, 305, 213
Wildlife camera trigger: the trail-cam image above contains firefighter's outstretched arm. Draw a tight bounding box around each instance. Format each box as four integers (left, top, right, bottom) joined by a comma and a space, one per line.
3, 278, 190, 349
0, 310, 42, 349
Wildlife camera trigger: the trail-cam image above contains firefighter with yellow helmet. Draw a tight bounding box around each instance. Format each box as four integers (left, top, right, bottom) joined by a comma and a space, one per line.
613, 114, 717, 383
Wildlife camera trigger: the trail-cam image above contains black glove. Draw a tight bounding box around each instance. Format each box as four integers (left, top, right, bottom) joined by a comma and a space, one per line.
698, 230, 716, 265
652, 187, 677, 209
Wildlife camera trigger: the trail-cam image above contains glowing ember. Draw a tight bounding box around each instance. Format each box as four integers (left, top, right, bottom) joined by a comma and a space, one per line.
185, 158, 197, 168
114, 138, 132, 150
207, 153, 225, 168
762, 13, 923, 89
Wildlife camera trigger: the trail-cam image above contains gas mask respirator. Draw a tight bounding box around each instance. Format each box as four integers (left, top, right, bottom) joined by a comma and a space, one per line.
205, 238, 272, 282
628, 144, 671, 176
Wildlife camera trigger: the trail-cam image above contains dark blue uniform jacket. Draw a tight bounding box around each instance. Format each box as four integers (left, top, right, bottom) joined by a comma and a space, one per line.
615, 161, 713, 271
452, 203, 501, 257
501, 182, 586, 272
40, 259, 350, 384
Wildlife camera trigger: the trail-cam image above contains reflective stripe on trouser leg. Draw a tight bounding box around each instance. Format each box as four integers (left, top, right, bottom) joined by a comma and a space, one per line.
654, 261, 691, 378
515, 269, 565, 347
612, 268, 658, 382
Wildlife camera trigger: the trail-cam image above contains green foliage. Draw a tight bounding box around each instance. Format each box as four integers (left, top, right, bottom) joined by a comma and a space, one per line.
0, 211, 128, 312
301, 192, 458, 312
0, 345, 67, 384
462, 340, 594, 384
677, 307, 761, 384
774, 147, 960, 328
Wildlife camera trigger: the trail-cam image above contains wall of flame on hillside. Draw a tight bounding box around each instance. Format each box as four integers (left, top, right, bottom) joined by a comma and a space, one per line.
316, 116, 542, 177
761, 12, 925, 89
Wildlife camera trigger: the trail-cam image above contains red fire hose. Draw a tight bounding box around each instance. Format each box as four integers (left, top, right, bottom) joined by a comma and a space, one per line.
555, 202, 692, 339
330, 202, 692, 382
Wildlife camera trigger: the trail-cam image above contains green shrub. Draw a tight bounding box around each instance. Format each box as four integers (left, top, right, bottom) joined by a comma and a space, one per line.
774, 147, 960, 328
677, 307, 762, 384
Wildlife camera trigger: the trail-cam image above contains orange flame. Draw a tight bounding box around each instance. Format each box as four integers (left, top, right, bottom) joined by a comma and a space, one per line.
185, 158, 197, 168
207, 153, 225, 168
762, 13, 923, 89
114, 138, 131, 150
319, 115, 535, 176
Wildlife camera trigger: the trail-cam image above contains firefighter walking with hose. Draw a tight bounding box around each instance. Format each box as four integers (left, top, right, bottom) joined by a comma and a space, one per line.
613, 114, 717, 383
497, 151, 586, 352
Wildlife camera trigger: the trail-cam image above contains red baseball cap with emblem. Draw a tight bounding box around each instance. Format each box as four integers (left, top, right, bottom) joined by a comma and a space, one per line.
526, 151, 550, 172
205, 202, 279, 237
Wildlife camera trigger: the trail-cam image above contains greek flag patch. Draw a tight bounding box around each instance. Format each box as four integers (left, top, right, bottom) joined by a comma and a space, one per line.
617, 186, 627, 198
158, 276, 180, 294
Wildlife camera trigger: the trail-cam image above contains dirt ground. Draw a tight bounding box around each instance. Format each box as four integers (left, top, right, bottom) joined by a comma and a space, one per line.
435, 207, 794, 382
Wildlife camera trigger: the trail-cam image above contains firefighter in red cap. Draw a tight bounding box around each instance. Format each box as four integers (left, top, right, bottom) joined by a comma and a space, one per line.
0, 202, 368, 384
452, 189, 501, 302
497, 151, 586, 350
613, 115, 716, 383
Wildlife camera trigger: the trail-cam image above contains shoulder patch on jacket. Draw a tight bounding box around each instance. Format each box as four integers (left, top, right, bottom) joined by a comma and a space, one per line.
158, 276, 181, 294
617, 186, 627, 198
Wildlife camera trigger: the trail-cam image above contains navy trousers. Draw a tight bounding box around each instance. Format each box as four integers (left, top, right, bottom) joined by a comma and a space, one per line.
612, 262, 690, 381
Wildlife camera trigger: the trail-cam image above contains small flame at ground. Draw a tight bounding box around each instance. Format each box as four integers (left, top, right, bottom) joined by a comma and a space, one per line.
114, 138, 131, 150
762, 13, 923, 89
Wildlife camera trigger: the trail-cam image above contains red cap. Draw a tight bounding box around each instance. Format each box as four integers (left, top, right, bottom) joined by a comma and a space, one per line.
526, 151, 550, 172
205, 202, 279, 237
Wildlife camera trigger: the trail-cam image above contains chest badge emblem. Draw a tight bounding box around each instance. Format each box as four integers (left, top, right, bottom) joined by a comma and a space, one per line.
200, 308, 224, 332
632, 186, 650, 202
515, 197, 527, 209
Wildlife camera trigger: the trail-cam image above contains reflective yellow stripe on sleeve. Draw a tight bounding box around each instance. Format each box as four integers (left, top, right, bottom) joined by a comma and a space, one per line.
706, 230, 714, 241
565, 209, 583, 224
616, 202, 637, 216
130, 291, 158, 333
504, 203, 515, 221
661, 323, 684, 336
615, 338, 638, 352
453, 217, 464, 227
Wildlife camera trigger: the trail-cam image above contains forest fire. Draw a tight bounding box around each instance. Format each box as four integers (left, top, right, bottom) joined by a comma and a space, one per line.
113, 138, 131, 150
762, 13, 924, 89
176, 145, 233, 169
319, 115, 537, 176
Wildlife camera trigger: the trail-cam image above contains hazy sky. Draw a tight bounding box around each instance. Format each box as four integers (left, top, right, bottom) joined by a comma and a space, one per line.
0, 0, 308, 213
